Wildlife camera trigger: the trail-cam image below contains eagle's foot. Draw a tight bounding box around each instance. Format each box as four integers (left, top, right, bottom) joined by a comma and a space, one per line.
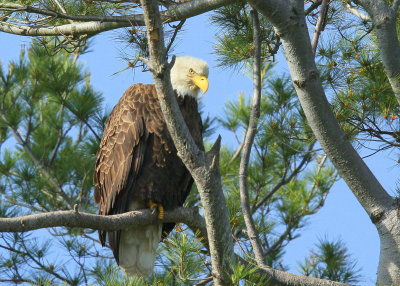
148, 201, 165, 219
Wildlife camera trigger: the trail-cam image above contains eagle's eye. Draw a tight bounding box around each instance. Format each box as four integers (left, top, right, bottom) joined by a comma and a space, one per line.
189, 68, 195, 74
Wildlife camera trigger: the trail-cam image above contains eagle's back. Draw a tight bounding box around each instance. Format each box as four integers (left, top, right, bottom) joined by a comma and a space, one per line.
93, 83, 203, 263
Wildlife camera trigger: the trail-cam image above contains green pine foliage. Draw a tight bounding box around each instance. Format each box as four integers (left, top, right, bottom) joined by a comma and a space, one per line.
317, 21, 400, 157
299, 238, 362, 284
211, 3, 280, 68
0, 10, 368, 282
218, 66, 337, 270
0, 41, 105, 284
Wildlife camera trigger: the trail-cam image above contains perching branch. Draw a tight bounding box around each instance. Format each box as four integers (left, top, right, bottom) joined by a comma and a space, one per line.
139, 0, 234, 284
0, 207, 207, 236
238, 6, 266, 267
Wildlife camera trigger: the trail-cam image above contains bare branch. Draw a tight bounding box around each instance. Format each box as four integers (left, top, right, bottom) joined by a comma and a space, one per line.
311, 0, 329, 54
240, 257, 351, 286
0, 21, 127, 36
166, 20, 185, 53
356, 0, 400, 105
139, 0, 234, 283
249, 0, 393, 218
0, 0, 240, 36
238, 6, 266, 267
0, 207, 207, 236
343, 2, 370, 21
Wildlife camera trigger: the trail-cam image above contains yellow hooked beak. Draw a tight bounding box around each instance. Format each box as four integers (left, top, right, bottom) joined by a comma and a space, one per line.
191, 75, 209, 94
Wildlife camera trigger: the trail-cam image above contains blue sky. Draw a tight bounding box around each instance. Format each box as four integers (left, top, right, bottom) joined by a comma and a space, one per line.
2, 12, 399, 285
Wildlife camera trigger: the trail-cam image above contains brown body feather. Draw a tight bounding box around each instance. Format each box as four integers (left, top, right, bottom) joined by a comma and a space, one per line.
93, 83, 203, 263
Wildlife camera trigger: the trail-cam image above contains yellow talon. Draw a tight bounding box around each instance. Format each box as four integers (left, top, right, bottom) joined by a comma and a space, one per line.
148, 201, 158, 210
158, 204, 164, 220
148, 201, 164, 219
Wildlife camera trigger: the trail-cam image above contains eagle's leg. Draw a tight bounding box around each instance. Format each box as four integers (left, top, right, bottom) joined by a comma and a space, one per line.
147, 201, 165, 219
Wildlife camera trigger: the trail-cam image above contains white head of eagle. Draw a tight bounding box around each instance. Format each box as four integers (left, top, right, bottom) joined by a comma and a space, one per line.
170, 56, 209, 97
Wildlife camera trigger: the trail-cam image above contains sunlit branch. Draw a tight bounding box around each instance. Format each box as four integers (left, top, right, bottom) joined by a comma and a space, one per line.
238, 6, 266, 267
0, 0, 240, 36
311, 0, 329, 54
344, 2, 370, 21
0, 207, 207, 236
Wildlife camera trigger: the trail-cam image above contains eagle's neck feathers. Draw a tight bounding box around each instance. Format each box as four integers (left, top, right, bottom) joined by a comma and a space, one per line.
172, 82, 199, 98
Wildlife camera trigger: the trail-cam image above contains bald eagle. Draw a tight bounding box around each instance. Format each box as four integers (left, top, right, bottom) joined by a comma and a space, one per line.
93, 56, 209, 276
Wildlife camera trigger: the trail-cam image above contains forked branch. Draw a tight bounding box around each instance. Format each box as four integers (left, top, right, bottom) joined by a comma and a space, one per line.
139, 0, 234, 284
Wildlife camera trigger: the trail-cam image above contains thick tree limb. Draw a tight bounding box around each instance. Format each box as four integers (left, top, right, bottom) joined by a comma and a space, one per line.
0, 207, 352, 286
356, 0, 400, 105
139, 0, 234, 284
249, 0, 399, 284
249, 0, 393, 219
0, 207, 207, 236
247, 262, 351, 286
343, 1, 370, 21
238, 6, 266, 267
0, 21, 127, 36
0, 0, 241, 36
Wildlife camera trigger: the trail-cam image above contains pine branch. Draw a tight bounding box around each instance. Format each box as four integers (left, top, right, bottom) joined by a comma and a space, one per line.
0, 114, 74, 207
252, 143, 314, 211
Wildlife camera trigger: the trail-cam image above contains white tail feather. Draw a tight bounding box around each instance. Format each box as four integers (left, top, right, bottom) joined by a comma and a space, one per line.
118, 200, 162, 277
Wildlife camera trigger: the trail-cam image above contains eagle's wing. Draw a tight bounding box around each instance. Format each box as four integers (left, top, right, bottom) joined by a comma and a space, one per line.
93, 84, 161, 250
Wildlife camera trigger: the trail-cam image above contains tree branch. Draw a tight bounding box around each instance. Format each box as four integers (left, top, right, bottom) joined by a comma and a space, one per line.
357, 0, 400, 105
249, 0, 393, 219
0, 0, 241, 36
238, 6, 266, 267
139, 0, 234, 284
0, 207, 207, 236
311, 0, 329, 55
253, 143, 314, 212
343, 1, 370, 21
0, 114, 74, 207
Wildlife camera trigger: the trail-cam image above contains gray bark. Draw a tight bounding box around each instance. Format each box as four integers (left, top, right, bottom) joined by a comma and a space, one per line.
376, 209, 400, 284
238, 7, 266, 267
0, 0, 240, 36
139, 0, 234, 284
0, 207, 206, 235
356, 0, 400, 105
249, 0, 399, 284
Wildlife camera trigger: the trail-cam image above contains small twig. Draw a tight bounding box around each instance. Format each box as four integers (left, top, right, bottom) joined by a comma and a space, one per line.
166, 20, 186, 53
0, 114, 74, 207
